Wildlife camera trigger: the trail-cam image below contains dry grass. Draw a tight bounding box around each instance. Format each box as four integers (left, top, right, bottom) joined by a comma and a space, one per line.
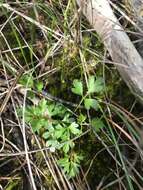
0, 1, 143, 190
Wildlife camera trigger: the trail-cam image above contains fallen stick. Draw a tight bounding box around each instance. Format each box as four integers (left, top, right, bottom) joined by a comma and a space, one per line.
76, 0, 143, 102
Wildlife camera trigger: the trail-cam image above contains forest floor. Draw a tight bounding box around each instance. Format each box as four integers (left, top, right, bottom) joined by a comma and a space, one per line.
0, 1, 143, 190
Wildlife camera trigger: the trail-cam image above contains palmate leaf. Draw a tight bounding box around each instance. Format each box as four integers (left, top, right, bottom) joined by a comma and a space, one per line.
74, 154, 84, 163
35, 81, 43, 92
94, 77, 104, 93
69, 122, 81, 135
87, 76, 96, 93
46, 140, 58, 147
87, 76, 104, 94
62, 141, 74, 153
31, 119, 43, 133
54, 124, 65, 139
58, 154, 81, 178
84, 98, 99, 110
58, 157, 69, 166
62, 113, 73, 123
52, 104, 67, 116
78, 113, 86, 124
63, 143, 70, 153
91, 118, 105, 132
19, 74, 34, 88
46, 139, 59, 152
71, 79, 83, 96
38, 99, 48, 115
42, 131, 50, 139
69, 162, 80, 178
30, 117, 47, 133
58, 157, 70, 173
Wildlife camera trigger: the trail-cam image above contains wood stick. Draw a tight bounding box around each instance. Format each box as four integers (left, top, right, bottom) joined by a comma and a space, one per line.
76, 0, 143, 102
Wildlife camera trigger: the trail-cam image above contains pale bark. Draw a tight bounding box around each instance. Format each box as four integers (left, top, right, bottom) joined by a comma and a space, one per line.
76, 0, 143, 102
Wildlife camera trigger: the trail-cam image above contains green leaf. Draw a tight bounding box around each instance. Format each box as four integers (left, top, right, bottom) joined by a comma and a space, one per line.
68, 160, 80, 178
63, 163, 70, 173
58, 157, 70, 173
36, 81, 43, 92
87, 76, 96, 93
46, 140, 59, 150
62, 141, 74, 153
71, 79, 83, 96
69, 122, 81, 135
68, 167, 76, 178
87, 76, 104, 94
19, 74, 34, 88
38, 99, 48, 115
71, 162, 79, 174
58, 153, 82, 178
91, 118, 105, 132
58, 157, 69, 166
43, 131, 50, 139
44, 122, 53, 130
24, 107, 34, 122
55, 124, 65, 139
63, 143, 70, 153
94, 77, 104, 93
27, 91, 35, 99
61, 129, 70, 141
55, 124, 64, 130
84, 98, 99, 110
62, 113, 73, 123
48, 103, 67, 117
78, 113, 86, 124
74, 154, 83, 163
31, 118, 46, 133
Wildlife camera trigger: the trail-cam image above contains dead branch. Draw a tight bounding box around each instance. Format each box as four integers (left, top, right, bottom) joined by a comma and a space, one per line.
76, 0, 143, 102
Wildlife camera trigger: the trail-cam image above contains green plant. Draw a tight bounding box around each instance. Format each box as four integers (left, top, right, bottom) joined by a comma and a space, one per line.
58, 153, 83, 178
19, 74, 44, 91
22, 99, 83, 178
19, 73, 105, 178
72, 75, 104, 110
71, 75, 105, 132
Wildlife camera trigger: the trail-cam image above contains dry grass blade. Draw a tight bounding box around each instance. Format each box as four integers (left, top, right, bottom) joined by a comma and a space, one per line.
0, 69, 23, 115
